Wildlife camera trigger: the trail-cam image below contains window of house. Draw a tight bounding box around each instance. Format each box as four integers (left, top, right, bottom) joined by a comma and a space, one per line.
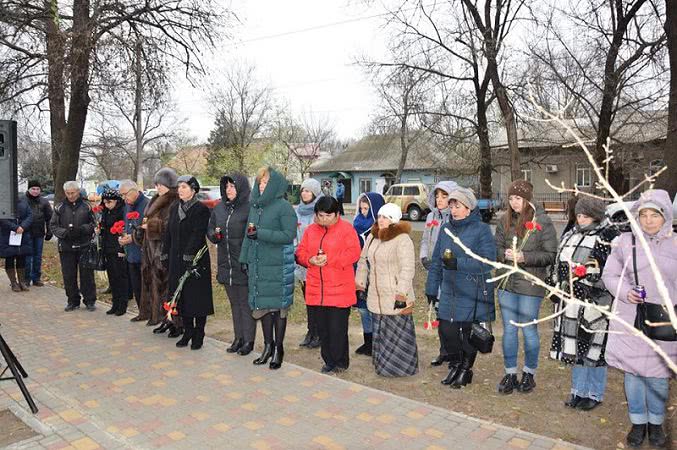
359, 178, 372, 194
576, 166, 591, 187
403, 186, 419, 195
521, 169, 532, 183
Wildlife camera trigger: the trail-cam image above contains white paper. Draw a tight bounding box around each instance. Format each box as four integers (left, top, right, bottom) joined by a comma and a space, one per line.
9, 231, 22, 246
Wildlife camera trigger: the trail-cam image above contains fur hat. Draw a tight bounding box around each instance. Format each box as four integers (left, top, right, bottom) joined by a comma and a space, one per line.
378, 203, 403, 224
28, 180, 41, 189
177, 175, 200, 193
508, 180, 534, 202
300, 178, 322, 199
153, 168, 178, 189
448, 187, 477, 210
575, 196, 606, 223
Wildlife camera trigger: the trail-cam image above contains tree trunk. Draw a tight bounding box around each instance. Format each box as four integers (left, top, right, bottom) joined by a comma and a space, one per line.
134, 39, 144, 188
395, 114, 409, 184
477, 107, 492, 199
660, 0, 677, 199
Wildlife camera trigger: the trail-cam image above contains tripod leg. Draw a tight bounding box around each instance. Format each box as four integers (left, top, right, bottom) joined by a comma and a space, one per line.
0, 335, 27, 378
0, 335, 38, 414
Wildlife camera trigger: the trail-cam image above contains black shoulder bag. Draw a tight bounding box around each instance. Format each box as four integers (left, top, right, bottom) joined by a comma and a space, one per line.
469, 273, 495, 354
632, 235, 676, 341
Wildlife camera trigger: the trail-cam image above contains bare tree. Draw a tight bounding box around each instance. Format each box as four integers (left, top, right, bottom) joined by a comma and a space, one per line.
660, 0, 677, 198
0, 0, 229, 199
528, 0, 667, 192
208, 64, 273, 173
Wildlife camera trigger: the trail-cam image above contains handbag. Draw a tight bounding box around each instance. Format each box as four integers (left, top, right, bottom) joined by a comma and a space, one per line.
79, 236, 106, 271
631, 235, 677, 342
469, 274, 495, 354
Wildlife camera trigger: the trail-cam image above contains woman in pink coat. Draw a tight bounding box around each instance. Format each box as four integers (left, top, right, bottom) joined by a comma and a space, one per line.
602, 189, 676, 449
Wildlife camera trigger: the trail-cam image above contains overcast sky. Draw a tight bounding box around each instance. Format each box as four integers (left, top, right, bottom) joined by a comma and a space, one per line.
174, 0, 390, 143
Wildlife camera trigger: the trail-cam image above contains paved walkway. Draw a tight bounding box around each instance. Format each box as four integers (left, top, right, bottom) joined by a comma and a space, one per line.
0, 281, 588, 450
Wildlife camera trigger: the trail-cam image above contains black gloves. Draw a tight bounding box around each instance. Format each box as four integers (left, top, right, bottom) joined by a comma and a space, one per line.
356, 290, 368, 303
241, 263, 248, 275
421, 257, 431, 270
442, 257, 457, 270
45, 232, 53, 241
426, 294, 438, 305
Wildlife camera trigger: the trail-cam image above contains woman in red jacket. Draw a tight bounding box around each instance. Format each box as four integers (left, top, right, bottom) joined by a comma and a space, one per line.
296, 196, 362, 374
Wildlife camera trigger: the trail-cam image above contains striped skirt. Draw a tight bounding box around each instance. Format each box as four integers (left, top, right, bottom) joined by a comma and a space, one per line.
372, 314, 419, 377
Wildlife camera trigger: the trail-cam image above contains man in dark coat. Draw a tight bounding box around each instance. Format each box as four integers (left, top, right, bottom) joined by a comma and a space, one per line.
50, 181, 97, 311
207, 173, 254, 355
24, 180, 53, 286
165, 175, 213, 350
118, 180, 150, 323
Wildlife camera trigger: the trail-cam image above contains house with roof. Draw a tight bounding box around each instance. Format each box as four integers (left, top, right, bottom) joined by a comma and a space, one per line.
491, 112, 667, 202
309, 133, 479, 204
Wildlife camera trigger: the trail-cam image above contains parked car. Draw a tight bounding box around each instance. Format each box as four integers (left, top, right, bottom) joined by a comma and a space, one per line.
605, 192, 677, 231
384, 182, 430, 221
197, 186, 221, 209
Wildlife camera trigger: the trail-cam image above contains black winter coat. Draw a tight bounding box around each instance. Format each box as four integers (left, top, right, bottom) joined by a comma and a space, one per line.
165, 199, 214, 318
207, 173, 251, 286
0, 198, 33, 257
50, 198, 95, 252
25, 192, 52, 238
99, 203, 125, 254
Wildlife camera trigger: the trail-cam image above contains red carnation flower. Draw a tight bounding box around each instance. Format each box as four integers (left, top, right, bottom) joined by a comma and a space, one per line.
574, 265, 587, 277
525, 221, 536, 231
126, 211, 140, 220
163, 302, 171, 311
92, 205, 103, 214
536, 223, 543, 231
426, 220, 440, 228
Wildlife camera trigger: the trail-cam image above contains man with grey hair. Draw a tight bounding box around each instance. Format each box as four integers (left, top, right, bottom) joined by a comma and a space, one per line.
50, 181, 97, 311
118, 180, 150, 323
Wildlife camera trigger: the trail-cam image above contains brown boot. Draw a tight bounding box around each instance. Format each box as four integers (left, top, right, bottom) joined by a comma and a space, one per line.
17, 271, 30, 292
6, 269, 21, 292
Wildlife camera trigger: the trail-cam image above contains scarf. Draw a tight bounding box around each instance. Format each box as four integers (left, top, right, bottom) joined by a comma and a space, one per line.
296, 198, 317, 219
178, 196, 199, 221
353, 212, 374, 247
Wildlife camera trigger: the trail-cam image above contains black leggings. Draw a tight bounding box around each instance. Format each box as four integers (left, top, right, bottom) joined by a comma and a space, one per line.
183, 316, 207, 332
260, 311, 287, 347
5, 256, 26, 270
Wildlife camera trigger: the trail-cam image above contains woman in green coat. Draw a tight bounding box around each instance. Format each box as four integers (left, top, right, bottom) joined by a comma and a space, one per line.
240, 167, 297, 370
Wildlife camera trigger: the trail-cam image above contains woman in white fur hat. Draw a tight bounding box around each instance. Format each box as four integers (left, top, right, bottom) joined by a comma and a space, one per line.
355, 203, 419, 377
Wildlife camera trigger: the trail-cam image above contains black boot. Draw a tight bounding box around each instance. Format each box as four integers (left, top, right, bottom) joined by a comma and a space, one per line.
167, 325, 183, 338
647, 423, 666, 448
253, 343, 274, 365
299, 331, 312, 347
269, 345, 284, 370
307, 334, 321, 349
498, 373, 519, 394
17, 271, 30, 291
441, 354, 462, 385
269, 313, 286, 369
115, 300, 127, 316
153, 321, 170, 334
191, 329, 205, 350
227, 338, 244, 353
106, 300, 118, 315
238, 342, 254, 356
6, 268, 20, 292
517, 372, 536, 393
355, 333, 372, 356
449, 352, 476, 389
431, 354, 449, 367
626, 424, 647, 448
175, 329, 193, 347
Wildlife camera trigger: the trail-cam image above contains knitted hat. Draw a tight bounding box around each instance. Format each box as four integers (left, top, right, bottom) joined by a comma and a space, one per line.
300, 178, 322, 199
28, 180, 41, 189
638, 202, 666, 219
378, 203, 403, 224
177, 175, 200, 193
575, 196, 606, 223
153, 168, 178, 189
101, 187, 122, 201
508, 180, 534, 201
448, 187, 477, 210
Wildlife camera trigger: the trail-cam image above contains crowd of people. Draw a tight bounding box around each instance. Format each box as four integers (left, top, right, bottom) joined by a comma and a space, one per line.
2, 169, 675, 448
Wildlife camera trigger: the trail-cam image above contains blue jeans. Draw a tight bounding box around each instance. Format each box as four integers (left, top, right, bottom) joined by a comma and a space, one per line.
571, 366, 607, 401
498, 290, 543, 373
624, 373, 669, 425
24, 236, 44, 283
358, 307, 373, 334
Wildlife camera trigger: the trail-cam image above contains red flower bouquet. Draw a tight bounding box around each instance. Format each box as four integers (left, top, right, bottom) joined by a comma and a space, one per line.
110, 220, 125, 235
426, 220, 440, 228
573, 265, 587, 278
126, 211, 140, 220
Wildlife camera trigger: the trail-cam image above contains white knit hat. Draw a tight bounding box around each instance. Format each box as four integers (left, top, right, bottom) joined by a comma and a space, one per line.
300, 178, 322, 199
378, 203, 403, 224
